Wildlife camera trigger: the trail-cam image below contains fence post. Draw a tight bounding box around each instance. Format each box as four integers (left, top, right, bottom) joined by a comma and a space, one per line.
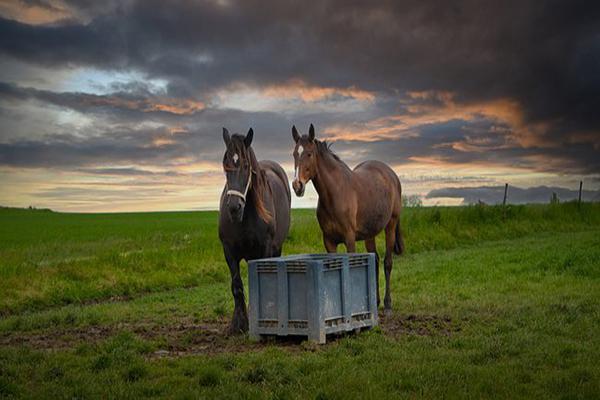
503, 183, 508, 205
578, 181, 583, 205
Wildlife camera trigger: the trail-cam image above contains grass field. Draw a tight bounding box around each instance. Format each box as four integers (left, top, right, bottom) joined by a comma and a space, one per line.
0, 203, 599, 398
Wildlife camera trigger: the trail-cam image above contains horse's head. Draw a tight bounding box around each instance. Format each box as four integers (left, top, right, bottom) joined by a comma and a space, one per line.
291, 124, 317, 197
222, 127, 254, 222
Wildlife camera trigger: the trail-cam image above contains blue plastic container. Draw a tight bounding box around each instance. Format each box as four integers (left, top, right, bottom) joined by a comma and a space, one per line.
248, 253, 378, 343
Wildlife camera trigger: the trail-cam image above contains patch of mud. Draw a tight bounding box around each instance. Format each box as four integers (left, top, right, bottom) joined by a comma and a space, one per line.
0, 325, 115, 350
142, 321, 311, 358
0, 313, 459, 357
0, 318, 305, 357
379, 313, 460, 338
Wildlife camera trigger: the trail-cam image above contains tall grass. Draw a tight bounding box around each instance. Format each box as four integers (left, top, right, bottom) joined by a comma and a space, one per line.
399, 202, 599, 253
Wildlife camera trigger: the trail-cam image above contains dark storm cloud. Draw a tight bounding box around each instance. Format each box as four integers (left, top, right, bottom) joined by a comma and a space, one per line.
2, 1, 599, 100
0, 0, 599, 175
427, 185, 600, 204
0, 126, 190, 168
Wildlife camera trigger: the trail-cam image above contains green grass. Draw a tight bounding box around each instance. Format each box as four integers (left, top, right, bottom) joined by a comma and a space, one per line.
1, 203, 598, 315
0, 203, 599, 399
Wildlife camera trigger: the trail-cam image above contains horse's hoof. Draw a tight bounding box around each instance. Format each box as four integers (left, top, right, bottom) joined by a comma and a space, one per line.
383, 308, 393, 317
229, 318, 249, 335
228, 324, 248, 335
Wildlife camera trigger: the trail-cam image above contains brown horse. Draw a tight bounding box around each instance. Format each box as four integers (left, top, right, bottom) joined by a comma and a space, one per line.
219, 128, 291, 333
291, 124, 404, 313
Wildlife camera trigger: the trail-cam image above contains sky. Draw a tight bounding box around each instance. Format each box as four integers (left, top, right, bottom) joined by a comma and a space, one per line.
0, 0, 599, 212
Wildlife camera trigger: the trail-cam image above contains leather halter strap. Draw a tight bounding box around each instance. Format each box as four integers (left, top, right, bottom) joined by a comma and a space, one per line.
226, 168, 252, 202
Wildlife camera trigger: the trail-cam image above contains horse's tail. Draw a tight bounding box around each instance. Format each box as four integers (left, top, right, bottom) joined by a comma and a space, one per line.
394, 221, 404, 255
393, 178, 404, 255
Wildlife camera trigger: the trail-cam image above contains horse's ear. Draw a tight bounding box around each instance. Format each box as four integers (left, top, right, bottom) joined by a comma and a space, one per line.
292, 125, 300, 143
222, 128, 231, 146
308, 124, 315, 141
244, 128, 254, 147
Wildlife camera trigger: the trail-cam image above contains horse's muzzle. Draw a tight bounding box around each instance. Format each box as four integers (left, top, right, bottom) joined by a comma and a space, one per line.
228, 197, 245, 222
292, 179, 305, 197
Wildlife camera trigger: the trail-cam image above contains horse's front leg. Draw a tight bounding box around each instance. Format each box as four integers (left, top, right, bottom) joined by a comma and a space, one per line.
223, 247, 248, 334
263, 237, 274, 258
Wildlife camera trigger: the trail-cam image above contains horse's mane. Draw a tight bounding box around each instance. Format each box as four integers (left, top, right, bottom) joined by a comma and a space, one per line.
229, 135, 272, 223
315, 139, 351, 171
315, 140, 341, 161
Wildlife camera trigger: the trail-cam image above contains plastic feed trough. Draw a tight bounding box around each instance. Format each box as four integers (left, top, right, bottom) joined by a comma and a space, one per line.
248, 253, 378, 343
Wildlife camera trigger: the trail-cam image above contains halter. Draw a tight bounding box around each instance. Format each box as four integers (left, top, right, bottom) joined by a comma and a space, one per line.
226, 168, 252, 202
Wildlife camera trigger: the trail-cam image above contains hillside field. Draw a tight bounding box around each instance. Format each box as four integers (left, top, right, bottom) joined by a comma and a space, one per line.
0, 203, 599, 398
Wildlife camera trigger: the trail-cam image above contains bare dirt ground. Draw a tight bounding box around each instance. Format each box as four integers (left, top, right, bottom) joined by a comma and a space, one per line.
0, 313, 461, 357
379, 313, 460, 338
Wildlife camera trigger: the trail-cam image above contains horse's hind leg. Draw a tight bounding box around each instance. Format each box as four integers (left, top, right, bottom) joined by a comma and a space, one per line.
365, 238, 380, 307
323, 236, 338, 253
344, 232, 356, 253
223, 247, 248, 334
383, 218, 398, 315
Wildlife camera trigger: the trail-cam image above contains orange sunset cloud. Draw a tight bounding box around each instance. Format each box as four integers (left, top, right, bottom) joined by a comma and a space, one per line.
322, 90, 544, 148
263, 79, 375, 102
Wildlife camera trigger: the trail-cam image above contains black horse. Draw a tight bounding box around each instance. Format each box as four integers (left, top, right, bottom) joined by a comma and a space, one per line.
218, 128, 291, 333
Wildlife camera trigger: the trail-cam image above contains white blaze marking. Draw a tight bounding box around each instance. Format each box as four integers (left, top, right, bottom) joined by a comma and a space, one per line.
294, 145, 303, 180
233, 153, 239, 163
